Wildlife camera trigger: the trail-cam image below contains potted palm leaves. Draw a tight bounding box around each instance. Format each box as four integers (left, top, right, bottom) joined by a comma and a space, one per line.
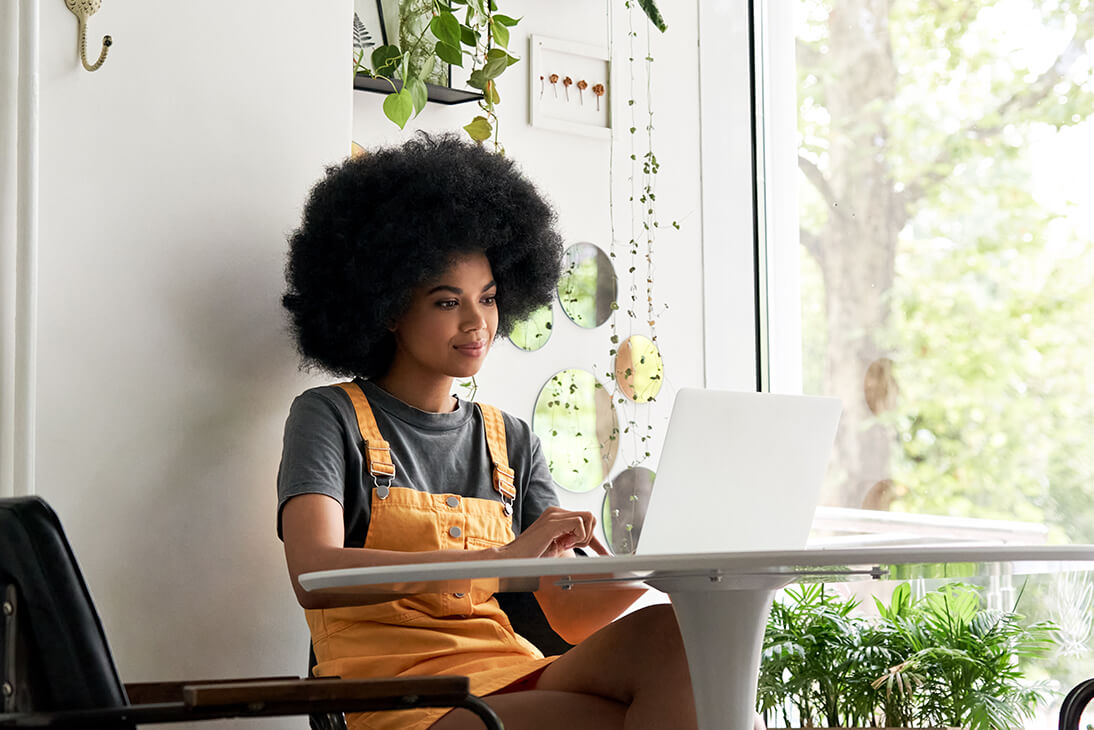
757, 582, 1057, 730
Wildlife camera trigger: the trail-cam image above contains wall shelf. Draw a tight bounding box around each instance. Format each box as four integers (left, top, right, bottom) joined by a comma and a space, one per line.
353, 75, 483, 105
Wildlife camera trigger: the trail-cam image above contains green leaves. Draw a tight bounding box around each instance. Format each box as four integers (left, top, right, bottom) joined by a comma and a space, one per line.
489, 13, 518, 49
383, 90, 414, 129
370, 45, 402, 78
463, 115, 492, 142
760, 582, 1057, 730
406, 77, 428, 118
434, 40, 463, 66
429, 11, 461, 48
483, 48, 510, 80
362, 2, 528, 149
637, 0, 667, 32
430, 11, 463, 67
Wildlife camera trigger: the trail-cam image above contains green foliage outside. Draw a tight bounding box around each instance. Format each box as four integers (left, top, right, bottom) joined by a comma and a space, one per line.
758, 582, 1057, 729
795, 0, 1094, 536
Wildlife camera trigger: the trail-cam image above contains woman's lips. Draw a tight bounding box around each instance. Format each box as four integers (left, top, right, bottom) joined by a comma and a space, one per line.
455, 341, 487, 357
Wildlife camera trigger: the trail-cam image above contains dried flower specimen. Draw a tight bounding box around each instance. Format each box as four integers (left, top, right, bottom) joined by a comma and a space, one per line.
562, 76, 573, 101
576, 79, 588, 105
549, 73, 559, 98
592, 82, 606, 111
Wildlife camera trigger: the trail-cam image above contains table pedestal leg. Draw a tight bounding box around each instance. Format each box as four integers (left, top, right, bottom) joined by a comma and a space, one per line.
668, 586, 776, 730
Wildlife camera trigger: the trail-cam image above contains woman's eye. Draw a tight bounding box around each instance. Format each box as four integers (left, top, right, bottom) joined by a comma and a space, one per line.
436, 299, 459, 310
481, 295, 497, 306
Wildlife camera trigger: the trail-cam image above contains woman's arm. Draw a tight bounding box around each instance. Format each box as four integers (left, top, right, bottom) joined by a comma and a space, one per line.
282, 495, 610, 610
534, 579, 647, 645
529, 537, 648, 645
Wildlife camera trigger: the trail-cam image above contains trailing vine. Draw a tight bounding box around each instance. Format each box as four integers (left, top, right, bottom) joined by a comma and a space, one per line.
605, 0, 676, 469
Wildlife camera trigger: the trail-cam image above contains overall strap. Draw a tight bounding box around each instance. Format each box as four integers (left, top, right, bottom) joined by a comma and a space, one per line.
336, 382, 395, 493
476, 403, 516, 513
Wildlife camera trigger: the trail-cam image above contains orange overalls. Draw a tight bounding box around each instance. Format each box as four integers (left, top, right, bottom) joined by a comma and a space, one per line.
306, 382, 558, 730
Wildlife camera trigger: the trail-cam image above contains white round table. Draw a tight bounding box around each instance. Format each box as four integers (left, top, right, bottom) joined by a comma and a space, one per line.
301, 545, 1094, 730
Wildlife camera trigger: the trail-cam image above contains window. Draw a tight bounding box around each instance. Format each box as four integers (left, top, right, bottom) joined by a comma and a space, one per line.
757, 0, 1094, 545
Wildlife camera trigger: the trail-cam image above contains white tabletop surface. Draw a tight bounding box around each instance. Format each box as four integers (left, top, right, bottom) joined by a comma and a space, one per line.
299, 544, 1094, 594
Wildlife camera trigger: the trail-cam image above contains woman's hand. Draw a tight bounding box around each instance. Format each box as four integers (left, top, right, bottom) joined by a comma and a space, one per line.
498, 506, 609, 559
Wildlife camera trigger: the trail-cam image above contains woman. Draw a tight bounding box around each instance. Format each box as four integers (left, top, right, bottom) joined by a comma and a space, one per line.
277, 134, 696, 730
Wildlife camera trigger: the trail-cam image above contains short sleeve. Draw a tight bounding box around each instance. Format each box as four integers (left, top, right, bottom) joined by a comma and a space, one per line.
518, 431, 560, 533
276, 390, 350, 539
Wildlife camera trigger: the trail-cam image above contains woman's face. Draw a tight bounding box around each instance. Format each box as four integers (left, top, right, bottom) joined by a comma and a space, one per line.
389, 252, 499, 381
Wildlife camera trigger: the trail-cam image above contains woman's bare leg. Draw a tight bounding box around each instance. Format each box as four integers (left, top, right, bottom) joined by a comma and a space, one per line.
431, 604, 695, 730
431, 689, 627, 730
535, 603, 696, 729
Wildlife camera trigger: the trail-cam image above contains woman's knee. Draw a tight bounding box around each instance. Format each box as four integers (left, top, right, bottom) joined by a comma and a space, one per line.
620, 604, 687, 656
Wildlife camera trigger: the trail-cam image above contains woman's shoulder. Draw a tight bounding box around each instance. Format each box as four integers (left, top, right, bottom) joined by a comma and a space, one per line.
286, 382, 356, 426
475, 402, 534, 438
475, 403, 542, 465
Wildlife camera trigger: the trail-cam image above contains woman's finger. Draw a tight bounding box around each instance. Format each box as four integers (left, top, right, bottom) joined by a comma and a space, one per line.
587, 535, 610, 556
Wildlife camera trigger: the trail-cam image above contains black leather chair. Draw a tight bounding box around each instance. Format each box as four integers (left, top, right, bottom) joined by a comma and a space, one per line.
0, 496, 503, 729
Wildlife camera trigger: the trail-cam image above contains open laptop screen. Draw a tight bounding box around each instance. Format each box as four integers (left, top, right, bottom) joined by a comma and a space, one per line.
635, 388, 842, 556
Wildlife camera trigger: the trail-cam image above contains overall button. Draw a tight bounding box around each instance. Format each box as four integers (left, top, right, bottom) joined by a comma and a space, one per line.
446, 496, 460, 508
448, 526, 462, 538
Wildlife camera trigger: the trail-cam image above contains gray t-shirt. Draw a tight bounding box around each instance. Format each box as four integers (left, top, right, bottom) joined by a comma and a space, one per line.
277, 380, 560, 547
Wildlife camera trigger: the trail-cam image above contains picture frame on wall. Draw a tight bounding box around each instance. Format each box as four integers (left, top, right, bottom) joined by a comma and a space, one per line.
379, 0, 452, 88
529, 35, 612, 139
353, 0, 387, 67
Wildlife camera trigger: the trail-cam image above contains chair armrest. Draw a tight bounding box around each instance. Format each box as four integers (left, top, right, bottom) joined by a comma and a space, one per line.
182, 676, 472, 713
0, 676, 503, 729
124, 676, 299, 704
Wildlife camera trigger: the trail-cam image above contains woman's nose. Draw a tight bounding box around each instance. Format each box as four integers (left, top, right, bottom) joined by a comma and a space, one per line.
461, 305, 487, 331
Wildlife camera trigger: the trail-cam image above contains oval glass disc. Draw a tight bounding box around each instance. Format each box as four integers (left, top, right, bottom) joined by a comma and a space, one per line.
508, 304, 553, 352
557, 243, 617, 329
532, 368, 619, 493
614, 335, 664, 402
600, 466, 656, 555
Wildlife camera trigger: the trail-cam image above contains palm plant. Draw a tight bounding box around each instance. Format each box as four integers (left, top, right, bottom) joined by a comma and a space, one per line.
758, 582, 1057, 730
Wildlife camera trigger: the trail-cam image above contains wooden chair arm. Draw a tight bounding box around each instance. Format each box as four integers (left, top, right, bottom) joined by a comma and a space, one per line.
1, 676, 503, 728
124, 676, 298, 704
182, 676, 472, 712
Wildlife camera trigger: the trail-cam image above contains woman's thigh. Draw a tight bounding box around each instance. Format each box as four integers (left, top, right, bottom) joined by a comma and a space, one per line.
534, 603, 692, 704
433, 604, 695, 730
429, 689, 626, 730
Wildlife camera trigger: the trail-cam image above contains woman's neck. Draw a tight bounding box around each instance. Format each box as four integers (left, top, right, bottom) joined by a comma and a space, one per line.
372, 372, 457, 413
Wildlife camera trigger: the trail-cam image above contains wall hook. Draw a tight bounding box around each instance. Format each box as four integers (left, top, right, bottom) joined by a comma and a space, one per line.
64, 0, 112, 72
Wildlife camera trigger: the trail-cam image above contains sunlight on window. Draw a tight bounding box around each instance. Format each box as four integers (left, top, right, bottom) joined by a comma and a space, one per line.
771, 0, 1094, 544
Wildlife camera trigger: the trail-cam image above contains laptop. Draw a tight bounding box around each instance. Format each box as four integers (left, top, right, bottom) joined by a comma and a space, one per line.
634, 388, 842, 555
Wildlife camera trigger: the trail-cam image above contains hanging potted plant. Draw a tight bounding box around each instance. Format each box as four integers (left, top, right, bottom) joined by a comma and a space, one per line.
353, 0, 668, 150
757, 582, 1058, 730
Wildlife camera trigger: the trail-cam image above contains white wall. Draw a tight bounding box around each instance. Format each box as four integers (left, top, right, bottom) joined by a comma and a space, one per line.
3, 0, 757, 725
5, 1, 350, 724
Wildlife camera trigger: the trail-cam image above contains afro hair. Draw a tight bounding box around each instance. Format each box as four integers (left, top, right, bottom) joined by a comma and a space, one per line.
283, 133, 563, 378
